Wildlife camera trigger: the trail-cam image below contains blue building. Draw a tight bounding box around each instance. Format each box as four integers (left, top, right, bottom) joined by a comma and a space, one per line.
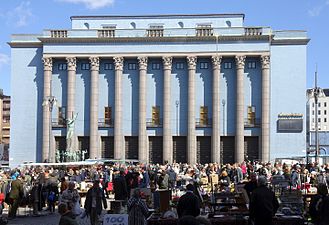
9, 14, 309, 167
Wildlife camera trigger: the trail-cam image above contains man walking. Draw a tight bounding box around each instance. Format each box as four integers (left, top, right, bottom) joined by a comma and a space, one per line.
84, 180, 107, 225
8, 175, 24, 219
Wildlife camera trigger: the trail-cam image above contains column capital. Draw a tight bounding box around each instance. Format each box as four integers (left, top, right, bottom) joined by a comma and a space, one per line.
235, 55, 246, 69
261, 55, 270, 69
138, 56, 148, 70
113, 56, 124, 71
66, 57, 77, 71
89, 56, 100, 71
42, 57, 53, 71
212, 55, 222, 70
187, 56, 197, 70
162, 56, 173, 70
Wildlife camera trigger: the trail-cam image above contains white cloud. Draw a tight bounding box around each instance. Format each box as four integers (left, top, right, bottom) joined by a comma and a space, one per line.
7, 1, 33, 27
57, 0, 115, 9
308, 0, 329, 17
0, 53, 10, 68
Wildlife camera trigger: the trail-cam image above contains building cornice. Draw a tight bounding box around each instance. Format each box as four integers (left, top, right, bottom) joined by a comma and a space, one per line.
38, 35, 271, 44
7, 42, 42, 48
271, 39, 310, 45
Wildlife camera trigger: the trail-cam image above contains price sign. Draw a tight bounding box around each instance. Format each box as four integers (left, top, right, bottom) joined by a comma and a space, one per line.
103, 214, 128, 225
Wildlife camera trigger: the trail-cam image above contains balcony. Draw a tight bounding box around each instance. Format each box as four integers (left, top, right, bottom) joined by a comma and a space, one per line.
147, 28, 164, 37
244, 118, 261, 128
52, 118, 66, 128
51, 30, 68, 38
245, 27, 262, 36
196, 27, 213, 37
195, 118, 212, 127
98, 118, 113, 128
146, 118, 163, 128
98, 29, 115, 38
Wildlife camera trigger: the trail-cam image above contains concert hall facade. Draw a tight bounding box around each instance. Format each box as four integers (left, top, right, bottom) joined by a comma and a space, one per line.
9, 14, 309, 166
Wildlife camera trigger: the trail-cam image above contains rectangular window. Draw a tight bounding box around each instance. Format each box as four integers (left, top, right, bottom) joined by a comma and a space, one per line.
312, 102, 315, 107
319, 118, 321, 122
200, 62, 209, 69
152, 106, 160, 125
325, 110, 327, 115
105, 107, 112, 125
200, 106, 208, 125
319, 102, 321, 107
176, 62, 184, 70
247, 106, 256, 125
58, 63, 67, 71
152, 63, 160, 70
312, 110, 315, 115
312, 118, 315, 123
325, 118, 327, 123
58, 106, 66, 125
128, 63, 137, 70
247, 61, 256, 69
81, 63, 90, 70
318, 110, 321, 115
325, 102, 327, 107
104, 63, 113, 70
224, 62, 232, 69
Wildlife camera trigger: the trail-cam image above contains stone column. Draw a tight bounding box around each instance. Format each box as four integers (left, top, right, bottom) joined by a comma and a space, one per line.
89, 57, 100, 159
114, 56, 124, 160
212, 56, 222, 163
261, 55, 270, 162
42, 57, 52, 162
138, 56, 148, 163
235, 55, 246, 163
187, 56, 197, 164
163, 56, 173, 164
66, 57, 77, 152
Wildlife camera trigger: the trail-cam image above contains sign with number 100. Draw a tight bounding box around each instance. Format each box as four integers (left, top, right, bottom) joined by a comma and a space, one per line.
103, 214, 129, 225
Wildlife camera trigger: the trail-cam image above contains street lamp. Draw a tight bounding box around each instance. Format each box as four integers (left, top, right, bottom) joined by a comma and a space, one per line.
175, 100, 180, 135
222, 99, 226, 135
308, 66, 324, 163
42, 95, 57, 163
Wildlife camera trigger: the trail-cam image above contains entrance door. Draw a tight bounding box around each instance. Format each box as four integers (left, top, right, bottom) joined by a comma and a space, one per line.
149, 136, 163, 164
125, 136, 138, 160
221, 136, 235, 164
173, 136, 187, 163
197, 136, 211, 164
101, 136, 114, 159
244, 136, 259, 161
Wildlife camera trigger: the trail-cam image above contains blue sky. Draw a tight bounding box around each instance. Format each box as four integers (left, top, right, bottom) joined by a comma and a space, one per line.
0, 0, 328, 94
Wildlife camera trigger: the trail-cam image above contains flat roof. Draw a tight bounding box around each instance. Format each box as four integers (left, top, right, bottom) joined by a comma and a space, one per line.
71, 13, 245, 20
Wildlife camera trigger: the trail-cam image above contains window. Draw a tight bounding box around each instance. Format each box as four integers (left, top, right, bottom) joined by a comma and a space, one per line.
318, 110, 321, 115
318, 118, 321, 122
312, 110, 315, 115
325, 110, 327, 115
58, 107, 66, 125
312, 102, 315, 107
247, 106, 256, 125
176, 62, 184, 70
152, 106, 160, 125
325, 102, 327, 107
58, 63, 67, 71
200, 106, 208, 125
200, 62, 209, 69
105, 107, 112, 125
325, 118, 327, 123
247, 61, 256, 69
152, 63, 160, 70
312, 118, 315, 123
319, 102, 321, 107
128, 63, 137, 70
81, 63, 90, 70
224, 62, 232, 69
104, 63, 113, 70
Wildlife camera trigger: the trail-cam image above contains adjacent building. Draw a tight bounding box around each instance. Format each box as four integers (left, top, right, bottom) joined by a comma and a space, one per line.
0, 89, 10, 165
9, 14, 309, 167
307, 88, 329, 155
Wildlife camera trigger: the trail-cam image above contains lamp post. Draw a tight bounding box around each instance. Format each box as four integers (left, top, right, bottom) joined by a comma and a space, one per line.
222, 99, 226, 135
43, 95, 57, 163
175, 100, 180, 135
309, 66, 323, 164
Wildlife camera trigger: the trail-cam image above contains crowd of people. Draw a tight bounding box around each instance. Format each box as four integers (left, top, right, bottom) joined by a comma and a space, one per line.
0, 160, 328, 225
